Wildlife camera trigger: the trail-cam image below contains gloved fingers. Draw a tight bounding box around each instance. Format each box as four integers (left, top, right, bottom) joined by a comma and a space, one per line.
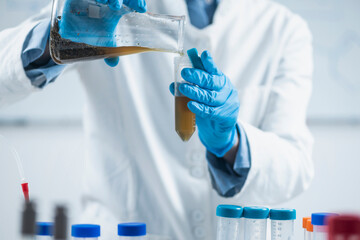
179, 83, 230, 107
201, 50, 222, 75
104, 57, 120, 67
108, 0, 123, 10
123, 0, 147, 13
181, 68, 226, 91
169, 82, 175, 96
188, 101, 216, 119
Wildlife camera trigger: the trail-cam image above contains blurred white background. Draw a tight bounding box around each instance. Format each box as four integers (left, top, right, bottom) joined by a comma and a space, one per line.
0, 0, 359, 239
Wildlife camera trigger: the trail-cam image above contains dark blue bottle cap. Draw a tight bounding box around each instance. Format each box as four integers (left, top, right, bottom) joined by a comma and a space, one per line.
243, 206, 270, 219
270, 208, 296, 220
118, 223, 146, 236
71, 224, 100, 237
216, 205, 243, 218
312, 213, 339, 226
37, 222, 53, 236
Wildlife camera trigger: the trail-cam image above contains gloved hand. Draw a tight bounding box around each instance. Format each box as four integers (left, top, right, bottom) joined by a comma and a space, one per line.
58, 0, 147, 67
170, 51, 240, 157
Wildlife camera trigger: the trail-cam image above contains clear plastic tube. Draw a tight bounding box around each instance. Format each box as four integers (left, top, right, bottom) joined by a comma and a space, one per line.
239, 218, 245, 240
271, 220, 295, 240
307, 231, 313, 240
216, 216, 241, 240
313, 225, 328, 240
174, 56, 196, 142
244, 218, 267, 240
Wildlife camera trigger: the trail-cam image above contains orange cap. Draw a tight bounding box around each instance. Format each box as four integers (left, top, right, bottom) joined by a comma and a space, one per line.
303, 217, 311, 229
307, 219, 313, 232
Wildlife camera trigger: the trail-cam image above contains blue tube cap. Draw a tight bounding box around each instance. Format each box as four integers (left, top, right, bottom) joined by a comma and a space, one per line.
37, 222, 53, 236
312, 213, 339, 226
216, 205, 243, 218
270, 208, 296, 220
118, 223, 146, 236
243, 206, 269, 219
72, 224, 101, 237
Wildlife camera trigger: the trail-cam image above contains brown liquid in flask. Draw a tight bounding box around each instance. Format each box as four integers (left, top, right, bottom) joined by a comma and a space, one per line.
175, 96, 196, 142
50, 19, 164, 64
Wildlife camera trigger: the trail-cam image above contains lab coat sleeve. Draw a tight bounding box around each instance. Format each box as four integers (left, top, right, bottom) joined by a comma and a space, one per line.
206, 123, 251, 197
22, 19, 65, 88
0, 4, 54, 108
236, 15, 314, 204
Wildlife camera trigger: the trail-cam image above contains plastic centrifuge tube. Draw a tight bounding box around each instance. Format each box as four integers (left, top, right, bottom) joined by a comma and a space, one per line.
0, 135, 29, 201
328, 215, 360, 240
243, 206, 269, 240
270, 208, 296, 240
72, 224, 100, 240
303, 217, 311, 240
174, 55, 196, 142
307, 219, 313, 240
21, 201, 37, 240
54, 206, 68, 240
312, 213, 338, 240
118, 223, 147, 240
36, 222, 53, 240
216, 205, 243, 240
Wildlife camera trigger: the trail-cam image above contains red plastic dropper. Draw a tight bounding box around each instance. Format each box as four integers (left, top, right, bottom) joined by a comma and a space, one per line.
0, 135, 30, 201
21, 182, 30, 201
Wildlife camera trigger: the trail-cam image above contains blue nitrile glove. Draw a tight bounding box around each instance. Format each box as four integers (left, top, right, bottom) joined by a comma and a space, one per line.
170, 51, 240, 157
58, 0, 147, 67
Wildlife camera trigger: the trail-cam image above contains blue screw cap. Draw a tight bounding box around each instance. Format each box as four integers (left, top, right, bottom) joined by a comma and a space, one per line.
312, 213, 339, 226
243, 206, 269, 219
118, 223, 146, 236
37, 222, 53, 236
270, 208, 296, 220
216, 205, 243, 218
72, 224, 100, 238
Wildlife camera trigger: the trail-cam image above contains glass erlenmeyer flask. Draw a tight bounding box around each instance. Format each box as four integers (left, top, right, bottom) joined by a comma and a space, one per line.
50, 0, 185, 64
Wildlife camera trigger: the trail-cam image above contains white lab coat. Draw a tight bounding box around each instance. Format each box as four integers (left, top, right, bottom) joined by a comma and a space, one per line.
0, 0, 314, 239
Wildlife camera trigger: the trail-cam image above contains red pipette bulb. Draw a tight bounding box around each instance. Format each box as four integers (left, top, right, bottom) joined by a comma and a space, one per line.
21, 182, 29, 201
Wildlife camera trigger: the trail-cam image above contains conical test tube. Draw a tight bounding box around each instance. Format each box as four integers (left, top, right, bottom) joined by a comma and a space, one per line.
174, 55, 196, 141
243, 206, 269, 240
270, 208, 296, 240
312, 213, 338, 240
303, 217, 311, 240
216, 205, 243, 240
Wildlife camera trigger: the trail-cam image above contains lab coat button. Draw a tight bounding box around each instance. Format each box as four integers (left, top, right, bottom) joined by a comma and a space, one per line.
192, 210, 205, 222
190, 166, 204, 178
191, 151, 204, 163
194, 226, 206, 238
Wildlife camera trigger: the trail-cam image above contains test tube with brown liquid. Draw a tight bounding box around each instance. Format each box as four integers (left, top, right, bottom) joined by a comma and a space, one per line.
174, 56, 196, 142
